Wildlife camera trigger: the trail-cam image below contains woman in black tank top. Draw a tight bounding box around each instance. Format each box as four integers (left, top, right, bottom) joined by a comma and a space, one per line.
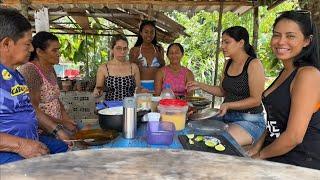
93, 35, 143, 100
187, 26, 266, 146
249, 11, 320, 170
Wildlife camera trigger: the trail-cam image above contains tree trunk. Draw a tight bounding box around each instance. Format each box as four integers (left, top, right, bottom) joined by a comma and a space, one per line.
299, 0, 320, 33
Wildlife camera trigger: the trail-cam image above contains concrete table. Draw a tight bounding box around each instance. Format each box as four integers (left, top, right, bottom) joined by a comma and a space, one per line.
1, 148, 319, 180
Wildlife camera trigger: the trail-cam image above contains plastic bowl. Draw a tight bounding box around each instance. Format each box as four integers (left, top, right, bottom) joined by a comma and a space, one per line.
146, 121, 175, 145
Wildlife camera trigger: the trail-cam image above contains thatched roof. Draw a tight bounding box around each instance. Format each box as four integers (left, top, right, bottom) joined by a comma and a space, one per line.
1, 0, 286, 43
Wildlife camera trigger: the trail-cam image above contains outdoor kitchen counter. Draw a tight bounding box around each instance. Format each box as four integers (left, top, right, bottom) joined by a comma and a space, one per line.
1, 148, 320, 180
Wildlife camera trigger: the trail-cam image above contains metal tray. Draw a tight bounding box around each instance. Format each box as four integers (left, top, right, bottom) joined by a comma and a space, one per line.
178, 134, 244, 157
188, 108, 220, 121
73, 129, 118, 146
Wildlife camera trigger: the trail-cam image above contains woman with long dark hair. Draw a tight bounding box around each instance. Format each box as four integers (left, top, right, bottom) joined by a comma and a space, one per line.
187, 26, 266, 147
249, 10, 320, 170
129, 20, 165, 92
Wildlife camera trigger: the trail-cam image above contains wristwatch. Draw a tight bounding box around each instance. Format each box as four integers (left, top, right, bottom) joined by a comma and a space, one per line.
52, 124, 64, 137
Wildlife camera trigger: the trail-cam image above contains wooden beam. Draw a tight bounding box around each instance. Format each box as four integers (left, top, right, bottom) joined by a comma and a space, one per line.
3, 0, 254, 7
28, 11, 141, 19
213, 1, 223, 106
267, 0, 286, 10
50, 23, 78, 34
252, 3, 259, 52
19, 0, 29, 19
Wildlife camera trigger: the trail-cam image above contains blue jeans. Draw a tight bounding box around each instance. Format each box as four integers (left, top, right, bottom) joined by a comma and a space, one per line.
215, 112, 266, 143
0, 135, 68, 165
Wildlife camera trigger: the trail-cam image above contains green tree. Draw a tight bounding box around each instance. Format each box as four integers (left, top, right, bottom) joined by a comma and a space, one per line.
168, 1, 297, 84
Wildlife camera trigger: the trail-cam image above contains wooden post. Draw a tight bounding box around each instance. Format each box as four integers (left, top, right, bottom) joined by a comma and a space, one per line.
147, 4, 153, 20
253, 2, 259, 53
212, 1, 224, 105
19, 0, 29, 19
85, 34, 89, 78
34, 7, 50, 32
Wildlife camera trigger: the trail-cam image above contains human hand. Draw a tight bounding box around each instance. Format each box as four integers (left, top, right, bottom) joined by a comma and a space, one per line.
17, 139, 49, 159
246, 146, 260, 157
62, 118, 78, 134
252, 151, 263, 159
218, 103, 230, 117
186, 81, 200, 92
138, 88, 149, 93
93, 87, 103, 97
56, 130, 71, 141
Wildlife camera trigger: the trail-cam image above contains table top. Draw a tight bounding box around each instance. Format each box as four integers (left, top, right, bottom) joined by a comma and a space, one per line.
91, 122, 248, 157
1, 148, 319, 180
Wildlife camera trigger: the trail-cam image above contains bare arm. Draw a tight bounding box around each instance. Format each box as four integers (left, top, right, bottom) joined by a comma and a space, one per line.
59, 100, 77, 133
226, 59, 265, 110
0, 133, 48, 158
186, 60, 227, 97
157, 46, 165, 67
259, 67, 320, 159
186, 68, 195, 97
132, 63, 143, 92
93, 64, 106, 97
154, 67, 165, 96
248, 130, 267, 157
129, 47, 139, 65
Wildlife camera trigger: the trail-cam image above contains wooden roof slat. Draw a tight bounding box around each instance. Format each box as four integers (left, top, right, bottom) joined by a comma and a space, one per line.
3, 0, 254, 7
1, 0, 284, 43
68, 9, 94, 33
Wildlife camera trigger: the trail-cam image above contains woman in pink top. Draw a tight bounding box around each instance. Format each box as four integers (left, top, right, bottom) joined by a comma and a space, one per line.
19, 32, 77, 141
155, 43, 194, 97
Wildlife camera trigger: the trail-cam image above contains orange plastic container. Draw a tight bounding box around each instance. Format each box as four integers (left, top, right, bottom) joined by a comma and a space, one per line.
158, 99, 188, 131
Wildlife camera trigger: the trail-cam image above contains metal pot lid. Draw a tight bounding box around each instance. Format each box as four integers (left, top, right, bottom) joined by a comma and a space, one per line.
188, 108, 220, 121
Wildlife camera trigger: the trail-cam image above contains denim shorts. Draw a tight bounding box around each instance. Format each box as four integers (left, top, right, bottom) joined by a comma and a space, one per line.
215, 112, 266, 143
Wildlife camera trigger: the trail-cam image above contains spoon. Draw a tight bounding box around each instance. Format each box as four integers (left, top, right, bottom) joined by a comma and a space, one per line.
64, 138, 95, 143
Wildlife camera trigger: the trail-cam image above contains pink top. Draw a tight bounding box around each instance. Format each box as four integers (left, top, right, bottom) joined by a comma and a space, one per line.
28, 62, 62, 120
162, 66, 188, 96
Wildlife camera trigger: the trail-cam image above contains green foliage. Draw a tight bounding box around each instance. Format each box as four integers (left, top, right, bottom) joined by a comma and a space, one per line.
168, 1, 298, 83
58, 34, 110, 78
56, 1, 298, 82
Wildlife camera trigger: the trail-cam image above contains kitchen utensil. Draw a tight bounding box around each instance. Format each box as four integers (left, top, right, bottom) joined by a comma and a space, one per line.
187, 118, 228, 134
188, 108, 220, 121
63, 138, 95, 143
178, 135, 245, 157
146, 121, 175, 145
186, 96, 212, 110
72, 129, 118, 146
98, 107, 148, 131
123, 97, 137, 139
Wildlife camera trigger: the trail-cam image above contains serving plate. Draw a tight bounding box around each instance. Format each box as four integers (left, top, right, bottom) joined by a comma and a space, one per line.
72, 129, 118, 146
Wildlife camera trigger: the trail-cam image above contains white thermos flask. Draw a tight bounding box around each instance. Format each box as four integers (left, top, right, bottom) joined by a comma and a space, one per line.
123, 97, 137, 139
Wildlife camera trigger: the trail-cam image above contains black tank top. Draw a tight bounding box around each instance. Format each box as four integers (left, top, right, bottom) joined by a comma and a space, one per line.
222, 57, 263, 114
104, 64, 136, 101
263, 68, 320, 170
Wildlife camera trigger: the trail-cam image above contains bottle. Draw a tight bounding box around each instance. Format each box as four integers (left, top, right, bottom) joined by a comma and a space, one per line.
160, 84, 175, 99
123, 97, 137, 139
